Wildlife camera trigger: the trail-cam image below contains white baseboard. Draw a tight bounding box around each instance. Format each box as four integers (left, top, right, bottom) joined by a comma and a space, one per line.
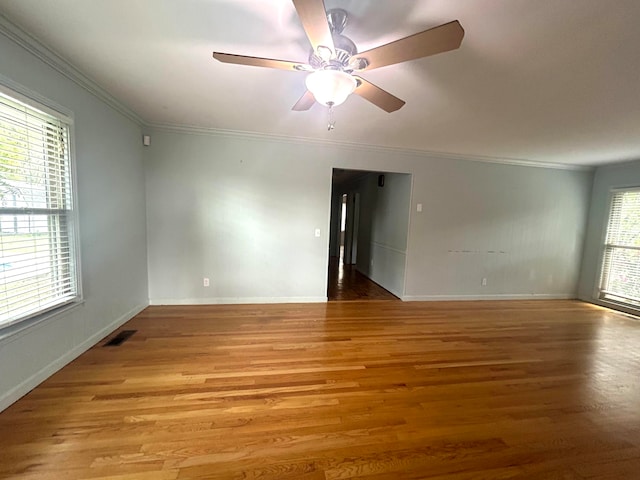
401, 294, 576, 301
0, 303, 147, 412
149, 296, 328, 305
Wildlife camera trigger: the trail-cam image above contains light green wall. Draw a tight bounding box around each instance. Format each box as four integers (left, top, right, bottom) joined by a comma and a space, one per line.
0, 30, 148, 410
145, 128, 593, 303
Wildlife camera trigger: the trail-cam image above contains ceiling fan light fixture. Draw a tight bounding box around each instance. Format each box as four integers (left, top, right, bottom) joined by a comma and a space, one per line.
305, 70, 357, 107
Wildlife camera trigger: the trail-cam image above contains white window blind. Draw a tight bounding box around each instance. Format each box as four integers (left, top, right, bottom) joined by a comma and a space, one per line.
599, 189, 640, 309
0, 89, 79, 328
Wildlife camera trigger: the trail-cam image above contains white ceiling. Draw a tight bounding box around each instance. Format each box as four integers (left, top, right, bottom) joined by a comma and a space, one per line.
1, 0, 639, 167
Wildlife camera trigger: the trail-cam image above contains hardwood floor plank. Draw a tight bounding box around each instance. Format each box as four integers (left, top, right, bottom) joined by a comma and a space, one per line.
327, 257, 398, 301
1, 300, 639, 478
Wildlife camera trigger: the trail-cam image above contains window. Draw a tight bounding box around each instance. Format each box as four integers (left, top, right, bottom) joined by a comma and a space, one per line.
0, 87, 79, 329
599, 188, 640, 309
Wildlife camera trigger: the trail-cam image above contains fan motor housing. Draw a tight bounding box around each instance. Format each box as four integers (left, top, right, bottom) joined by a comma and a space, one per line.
309, 9, 358, 71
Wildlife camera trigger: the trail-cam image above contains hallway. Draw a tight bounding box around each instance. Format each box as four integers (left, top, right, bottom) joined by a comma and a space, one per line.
327, 256, 398, 301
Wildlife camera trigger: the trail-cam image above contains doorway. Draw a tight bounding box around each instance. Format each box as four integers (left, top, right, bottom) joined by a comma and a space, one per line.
328, 168, 411, 301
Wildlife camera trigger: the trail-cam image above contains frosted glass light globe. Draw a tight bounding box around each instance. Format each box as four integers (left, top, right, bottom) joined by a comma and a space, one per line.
305, 70, 357, 107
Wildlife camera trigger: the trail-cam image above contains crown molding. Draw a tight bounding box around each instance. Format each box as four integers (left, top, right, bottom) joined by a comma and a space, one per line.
147, 122, 594, 172
596, 157, 640, 170
0, 14, 145, 126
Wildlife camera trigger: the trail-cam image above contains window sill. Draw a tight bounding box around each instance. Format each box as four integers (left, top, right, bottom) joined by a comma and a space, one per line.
592, 298, 640, 320
0, 300, 85, 345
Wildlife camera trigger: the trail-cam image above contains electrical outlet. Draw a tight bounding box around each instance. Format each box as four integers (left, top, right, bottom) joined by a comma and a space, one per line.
203, 277, 210, 287
315, 228, 321, 237
481, 278, 487, 286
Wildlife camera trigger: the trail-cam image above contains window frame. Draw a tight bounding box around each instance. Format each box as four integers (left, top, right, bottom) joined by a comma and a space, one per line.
596, 186, 640, 315
0, 75, 83, 338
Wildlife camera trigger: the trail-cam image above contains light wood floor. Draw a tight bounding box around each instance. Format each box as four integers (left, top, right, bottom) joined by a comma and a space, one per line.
327, 257, 398, 301
1, 300, 640, 479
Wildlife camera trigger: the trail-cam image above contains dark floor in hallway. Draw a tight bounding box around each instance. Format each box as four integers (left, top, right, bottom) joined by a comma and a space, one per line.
327, 256, 398, 301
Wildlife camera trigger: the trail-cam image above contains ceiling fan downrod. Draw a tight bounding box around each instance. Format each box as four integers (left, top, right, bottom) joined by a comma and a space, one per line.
326, 8, 348, 35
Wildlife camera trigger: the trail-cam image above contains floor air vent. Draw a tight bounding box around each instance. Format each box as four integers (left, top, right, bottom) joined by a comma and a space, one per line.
104, 330, 137, 347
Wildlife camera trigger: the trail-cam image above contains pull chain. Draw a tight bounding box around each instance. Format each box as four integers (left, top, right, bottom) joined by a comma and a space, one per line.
327, 102, 335, 131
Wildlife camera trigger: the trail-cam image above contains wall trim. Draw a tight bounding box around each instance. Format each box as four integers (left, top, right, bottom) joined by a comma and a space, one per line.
149, 297, 327, 305
0, 14, 144, 126
0, 303, 147, 413
402, 294, 576, 301
594, 158, 640, 170
371, 241, 407, 256
148, 123, 593, 172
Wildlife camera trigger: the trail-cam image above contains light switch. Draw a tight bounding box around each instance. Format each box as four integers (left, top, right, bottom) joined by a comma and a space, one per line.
417, 203, 423, 212
315, 228, 321, 237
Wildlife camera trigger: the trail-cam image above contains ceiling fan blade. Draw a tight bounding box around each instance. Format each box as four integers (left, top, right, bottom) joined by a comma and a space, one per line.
292, 90, 316, 111
353, 76, 405, 113
213, 52, 308, 71
292, 0, 335, 54
356, 20, 464, 71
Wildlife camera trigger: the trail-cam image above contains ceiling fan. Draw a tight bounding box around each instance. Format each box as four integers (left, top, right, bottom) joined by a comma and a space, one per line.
212, 0, 464, 121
